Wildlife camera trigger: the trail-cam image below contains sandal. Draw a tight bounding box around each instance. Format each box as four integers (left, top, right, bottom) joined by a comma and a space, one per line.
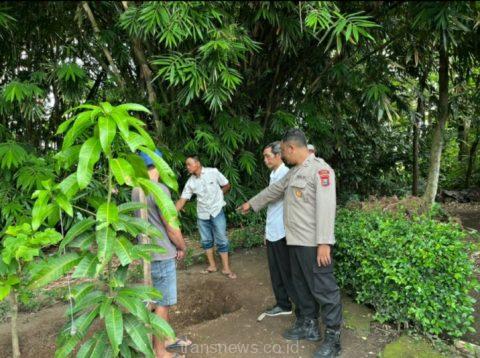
201, 267, 217, 274
166, 336, 192, 353
222, 271, 237, 279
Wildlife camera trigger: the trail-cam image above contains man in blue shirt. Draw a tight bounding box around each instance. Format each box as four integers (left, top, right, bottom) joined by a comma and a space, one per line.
261, 141, 300, 318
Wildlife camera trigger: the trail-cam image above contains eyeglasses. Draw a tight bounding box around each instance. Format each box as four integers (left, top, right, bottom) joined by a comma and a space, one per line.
263, 153, 276, 159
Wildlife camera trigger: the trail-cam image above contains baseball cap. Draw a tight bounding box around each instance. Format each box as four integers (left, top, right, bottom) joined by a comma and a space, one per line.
139, 148, 163, 167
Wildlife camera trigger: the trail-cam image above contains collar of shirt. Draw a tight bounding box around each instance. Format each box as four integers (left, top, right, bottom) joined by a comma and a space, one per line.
270, 162, 286, 178
302, 153, 315, 167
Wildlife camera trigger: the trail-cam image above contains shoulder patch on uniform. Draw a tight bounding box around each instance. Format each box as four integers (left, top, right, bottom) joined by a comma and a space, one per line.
318, 169, 330, 187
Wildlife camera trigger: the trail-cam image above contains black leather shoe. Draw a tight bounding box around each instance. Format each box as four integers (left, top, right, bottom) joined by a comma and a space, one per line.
314, 328, 341, 357
283, 318, 320, 341
282, 318, 305, 340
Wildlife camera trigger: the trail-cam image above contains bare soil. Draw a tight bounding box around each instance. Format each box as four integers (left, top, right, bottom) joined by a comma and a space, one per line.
0, 248, 394, 357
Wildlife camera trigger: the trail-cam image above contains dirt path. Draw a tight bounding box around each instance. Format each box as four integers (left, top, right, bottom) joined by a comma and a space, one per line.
0, 248, 395, 358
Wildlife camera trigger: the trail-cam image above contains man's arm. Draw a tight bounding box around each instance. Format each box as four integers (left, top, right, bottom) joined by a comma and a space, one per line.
158, 214, 186, 249
221, 183, 231, 195
315, 167, 336, 267
240, 172, 290, 213
175, 198, 188, 212
176, 179, 193, 212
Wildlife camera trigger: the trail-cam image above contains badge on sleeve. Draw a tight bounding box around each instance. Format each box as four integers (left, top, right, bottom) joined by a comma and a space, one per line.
318, 169, 330, 187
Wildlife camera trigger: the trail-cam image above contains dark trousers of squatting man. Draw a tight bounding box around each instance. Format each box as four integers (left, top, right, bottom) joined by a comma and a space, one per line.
289, 245, 342, 328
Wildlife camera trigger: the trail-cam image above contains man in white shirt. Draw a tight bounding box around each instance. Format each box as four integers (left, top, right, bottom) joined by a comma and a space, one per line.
261, 141, 300, 318
175, 156, 236, 279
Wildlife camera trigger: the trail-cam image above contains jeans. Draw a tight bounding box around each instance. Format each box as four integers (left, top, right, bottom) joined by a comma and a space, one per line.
197, 210, 229, 253
151, 258, 177, 306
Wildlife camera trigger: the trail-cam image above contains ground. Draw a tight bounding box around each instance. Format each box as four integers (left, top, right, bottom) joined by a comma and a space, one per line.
0, 247, 452, 358
1, 202, 478, 357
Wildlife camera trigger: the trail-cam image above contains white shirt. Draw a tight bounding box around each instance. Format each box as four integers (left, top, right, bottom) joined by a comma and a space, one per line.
266, 163, 289, 242
180, 167, 229, 220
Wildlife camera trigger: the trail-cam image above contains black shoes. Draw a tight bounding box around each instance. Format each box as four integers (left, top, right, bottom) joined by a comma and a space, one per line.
282, 318, 321, 341
265, 305, 293, 317
313, 328, 341, 358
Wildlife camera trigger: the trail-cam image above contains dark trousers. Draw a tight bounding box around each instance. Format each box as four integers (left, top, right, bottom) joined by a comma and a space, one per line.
266, 238, 301, 317
289, 245, 342, 328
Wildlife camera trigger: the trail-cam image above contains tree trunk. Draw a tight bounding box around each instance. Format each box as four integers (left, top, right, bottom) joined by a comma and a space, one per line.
465, 129, 479, 188
458, 117, 470, 162
412, 71, 427, 196
424, 31, 449, 206
81, 2, 125, 89
86, 69, 106, 101
10, 292, 20, 358
121, 1, 163, 138
138, 189, 152, 287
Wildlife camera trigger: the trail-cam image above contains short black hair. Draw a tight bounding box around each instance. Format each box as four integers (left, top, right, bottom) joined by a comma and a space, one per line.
282, 128, 307, 148
264, 141, 281, 155
186, 155, 200, 163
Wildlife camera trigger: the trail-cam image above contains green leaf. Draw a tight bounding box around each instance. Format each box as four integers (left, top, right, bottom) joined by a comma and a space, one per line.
56, 174, 80, 199
61, 218, 95, 250
96, 227, 115, 263
15, 246, 40, 261
76, 337, 96, 358
54, 333, 81, 358
115, 296, 149, 323
0, 284, 11, 301
68, 232, 95, 250
97, 202, 119, 224
149, 313, 175, 340
55, 145, 82, 170
74, 306, 100, 338
105, 305, 124, 353
119, 341, 133, 358
116, 103, 151, 114
114, 236, 135, 266
29, 253, 80, 289
0, 142, 29, 169
118, 285, 162, 301
132, 244, 166, 261
138, 147, 178, 192
117, 202, 146, 214
77, 137, 102, 189
89, 332, 108, 357
125, 154, 149, 179
124, 315, 155, 357
127, 118, 155, 150
55, 193, 73, 217
110, 158, 135, 186
118, 214, 164, 239
123, 132, 148, 152
138, 178, 180, 229
31, 190, 52, 230
111, 110, 130, 139
56, 117, 75, 135
71, 282, 95, 302
72, 253, 98, 278
62, 111, 95, 150
69, 291, 104, 315
98, 115, 117, 154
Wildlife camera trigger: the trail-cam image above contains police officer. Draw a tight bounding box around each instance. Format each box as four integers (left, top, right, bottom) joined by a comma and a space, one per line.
240, 129, 342, 358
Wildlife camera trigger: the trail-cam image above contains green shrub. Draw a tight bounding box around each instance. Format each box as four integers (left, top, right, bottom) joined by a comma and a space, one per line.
335, 208, 479, 338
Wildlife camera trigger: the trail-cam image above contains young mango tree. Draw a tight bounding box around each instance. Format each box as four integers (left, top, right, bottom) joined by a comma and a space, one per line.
0, 224, 64, 358
26, 102, 180, 357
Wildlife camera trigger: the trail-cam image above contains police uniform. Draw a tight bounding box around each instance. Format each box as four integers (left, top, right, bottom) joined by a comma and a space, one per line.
248, 154, 342, 330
